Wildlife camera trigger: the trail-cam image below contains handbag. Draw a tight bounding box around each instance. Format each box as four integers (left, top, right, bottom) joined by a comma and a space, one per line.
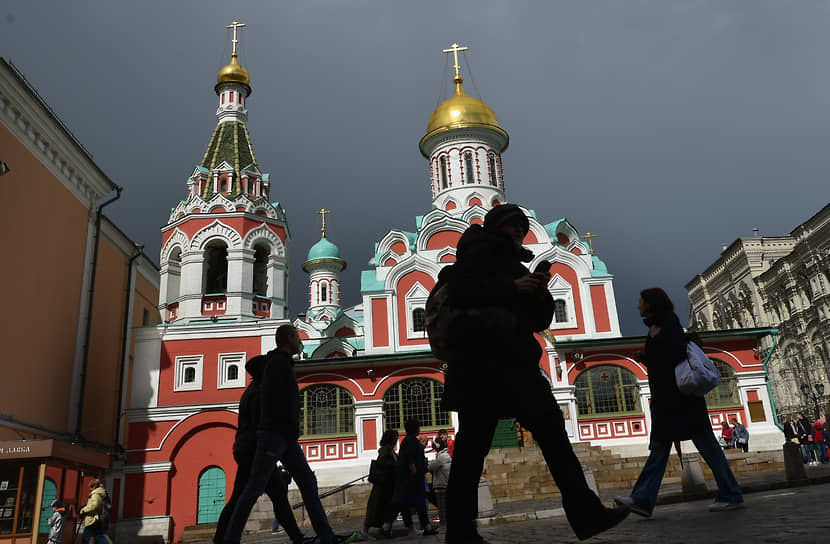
368, 459, 391, 485
675, 341, 721, 396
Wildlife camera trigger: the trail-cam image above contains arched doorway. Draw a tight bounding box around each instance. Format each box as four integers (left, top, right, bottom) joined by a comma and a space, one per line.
197, 467, 225, 524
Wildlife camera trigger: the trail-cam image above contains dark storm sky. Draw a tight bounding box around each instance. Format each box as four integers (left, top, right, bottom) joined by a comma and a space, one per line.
3, 1, 829, 335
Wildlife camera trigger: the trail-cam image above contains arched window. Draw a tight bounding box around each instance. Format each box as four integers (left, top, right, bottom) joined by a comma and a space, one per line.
705, 359, 740, 407
321, 283, 328, 302
203, 241, 228, 293
252, 243, 269, 296
464, 152, 474, 183
184, 366, 197, 384
166, 247, 182, 303
227, 364, 239, 382
554, 300, 568, 323
488, 153, 497, 186
440, 156, 448, 189
219, 176, 228, 193
383, 378, 450, 430
574, 365, 642, 417
412, 308, 426, 332
300, 384, 355, 436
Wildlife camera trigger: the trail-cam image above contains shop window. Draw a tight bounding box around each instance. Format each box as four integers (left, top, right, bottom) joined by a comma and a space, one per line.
383, 378, 450, 430
575, 365, 642, 417
300, 384, 355, 436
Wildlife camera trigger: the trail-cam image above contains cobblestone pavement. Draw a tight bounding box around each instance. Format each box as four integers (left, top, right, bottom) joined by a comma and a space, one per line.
247, 482, 830, 543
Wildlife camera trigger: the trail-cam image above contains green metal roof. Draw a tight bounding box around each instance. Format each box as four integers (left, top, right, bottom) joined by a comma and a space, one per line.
307, 237, 342, 261
361, 269, 385, 292
199, 121, 258, 196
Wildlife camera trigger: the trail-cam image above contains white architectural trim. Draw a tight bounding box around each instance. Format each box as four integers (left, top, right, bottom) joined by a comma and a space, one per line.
123, 462, 173, 474
190, 219, 243, 250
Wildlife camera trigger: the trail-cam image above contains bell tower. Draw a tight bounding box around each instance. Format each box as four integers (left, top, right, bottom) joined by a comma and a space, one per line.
418, 43, 509, 215
158, 22, 290, 323
303, 209, 347, 324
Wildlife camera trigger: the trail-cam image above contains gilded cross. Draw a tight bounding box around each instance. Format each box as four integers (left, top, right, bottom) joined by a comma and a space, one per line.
442, 42, 469, 80
583, 232, 598, 255
318, 208, 331, 237
226, 21, 246, 56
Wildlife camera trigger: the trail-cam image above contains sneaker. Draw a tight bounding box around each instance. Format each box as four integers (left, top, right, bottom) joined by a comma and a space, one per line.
614, 496, 651, 518
709, 501, 745, 512
431, 515, 440, 523
339, 533, 360, 544
574, 505, 630, 540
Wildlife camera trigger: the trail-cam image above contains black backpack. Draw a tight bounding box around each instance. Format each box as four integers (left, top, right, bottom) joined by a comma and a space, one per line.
97, 492, 112, 532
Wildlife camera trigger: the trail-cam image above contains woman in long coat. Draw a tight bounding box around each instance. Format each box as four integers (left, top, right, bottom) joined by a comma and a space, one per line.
615, 288, 743, 517
383, 420, 438, 537
359, 430, 399, 538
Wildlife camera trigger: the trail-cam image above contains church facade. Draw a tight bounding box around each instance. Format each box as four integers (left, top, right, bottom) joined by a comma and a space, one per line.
119, 31, 780, 544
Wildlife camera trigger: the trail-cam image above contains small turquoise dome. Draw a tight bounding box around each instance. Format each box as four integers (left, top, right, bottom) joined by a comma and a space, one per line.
307, 237, 342, 261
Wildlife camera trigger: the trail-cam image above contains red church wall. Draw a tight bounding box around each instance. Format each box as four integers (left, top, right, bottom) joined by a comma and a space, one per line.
395, 271, 435, 347
371, 299, 390, 348
425, 230, 462, 250
390, 242, 407, 254
589, 285, 611, 333
550, 263, 586, 336
168, 423, 237, 542
157, 337, 261, 406
123, 471, 169, 518
126, 421, 177, 464
161, 217, 287, 247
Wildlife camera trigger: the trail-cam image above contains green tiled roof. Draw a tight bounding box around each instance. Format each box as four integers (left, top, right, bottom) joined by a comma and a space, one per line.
199, 121, 258, 196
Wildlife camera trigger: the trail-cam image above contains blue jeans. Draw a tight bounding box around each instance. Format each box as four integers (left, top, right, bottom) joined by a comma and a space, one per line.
802, 443, 816, 463
223, 431, 334, 544
81, 522, 103, 544
631, 431, 743, 513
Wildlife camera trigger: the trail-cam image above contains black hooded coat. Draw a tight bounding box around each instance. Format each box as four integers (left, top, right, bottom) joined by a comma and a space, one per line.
438, 208, 553, 412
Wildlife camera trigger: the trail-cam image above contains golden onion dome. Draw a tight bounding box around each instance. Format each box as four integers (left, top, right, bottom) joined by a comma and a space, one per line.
217, 53, 250, 86
425, 76, 500, 135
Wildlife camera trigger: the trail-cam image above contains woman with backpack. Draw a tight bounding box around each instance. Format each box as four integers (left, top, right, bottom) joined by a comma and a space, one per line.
79, 479, 109, 544
615, 288, 743, 517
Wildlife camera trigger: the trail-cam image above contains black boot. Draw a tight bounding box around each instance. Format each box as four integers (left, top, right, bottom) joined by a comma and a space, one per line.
574, 505, 630, 540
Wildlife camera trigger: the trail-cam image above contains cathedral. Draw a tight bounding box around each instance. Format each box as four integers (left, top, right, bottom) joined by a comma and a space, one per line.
120, 27, 780, 543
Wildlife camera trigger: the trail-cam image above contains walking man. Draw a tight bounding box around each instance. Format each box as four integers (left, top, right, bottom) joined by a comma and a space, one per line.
222, 325, 353, 544
436, 204, 629, 543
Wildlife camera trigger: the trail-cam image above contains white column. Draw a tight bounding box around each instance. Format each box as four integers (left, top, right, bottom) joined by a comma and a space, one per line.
178, 250, 204, 319
225, 248, 249, 315
355, 400, 385, 457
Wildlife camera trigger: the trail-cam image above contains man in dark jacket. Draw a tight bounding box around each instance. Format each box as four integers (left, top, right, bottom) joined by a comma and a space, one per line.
214, 355, 304, 544
440, 204, 629, 543
796, 412, 816, 463
223, 325, 350, 544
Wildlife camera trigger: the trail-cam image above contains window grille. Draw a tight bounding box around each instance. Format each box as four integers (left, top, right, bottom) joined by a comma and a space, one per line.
554, 300, 567, 323
227, 365, 238, 382
705, 359, 740, 407
383, 378, 450, 430
575, 365, 641, 417
184, 367, 196, 383
300, 384, 355, 436
412, 308, 426, 332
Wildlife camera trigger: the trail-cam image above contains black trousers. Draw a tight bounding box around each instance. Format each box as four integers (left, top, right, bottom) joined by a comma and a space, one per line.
445, 371, 605, 542
214, 449, 303, 544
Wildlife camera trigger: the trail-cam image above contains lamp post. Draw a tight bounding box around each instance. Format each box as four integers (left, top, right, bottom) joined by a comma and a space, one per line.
800, 382, 825, 420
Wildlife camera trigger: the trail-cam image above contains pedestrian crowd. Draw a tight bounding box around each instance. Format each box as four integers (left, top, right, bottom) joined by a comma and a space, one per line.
784, 411, 830, 465
209, 203, 752, 544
